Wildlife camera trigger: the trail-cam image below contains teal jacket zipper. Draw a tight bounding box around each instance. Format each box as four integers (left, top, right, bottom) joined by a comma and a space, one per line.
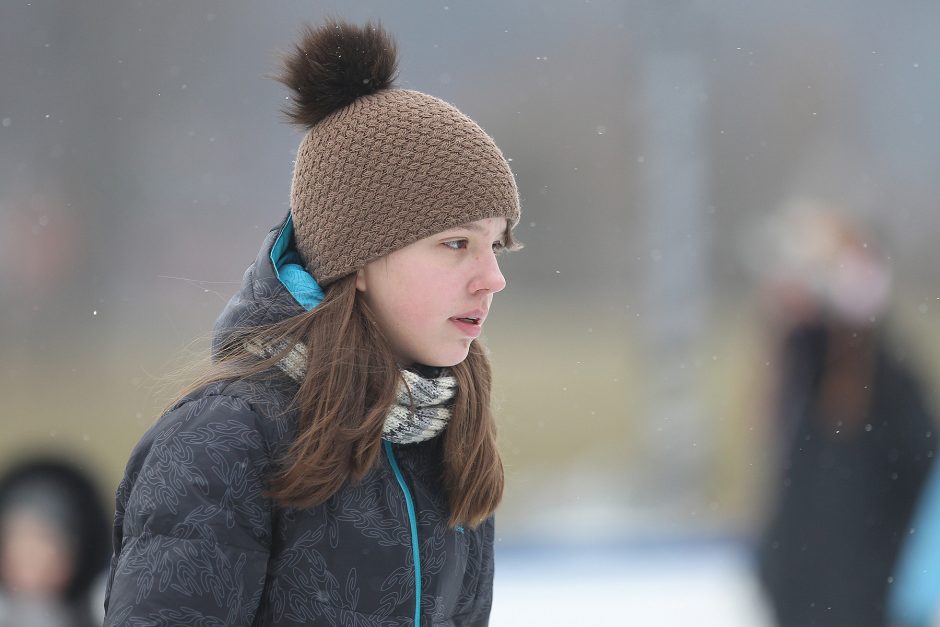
384, 440, 422, 627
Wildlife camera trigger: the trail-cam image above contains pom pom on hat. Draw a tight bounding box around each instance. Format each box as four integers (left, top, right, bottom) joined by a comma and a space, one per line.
277, 19, 398, 129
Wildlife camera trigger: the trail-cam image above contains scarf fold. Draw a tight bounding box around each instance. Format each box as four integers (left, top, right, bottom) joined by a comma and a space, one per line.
245, 339, 456, 444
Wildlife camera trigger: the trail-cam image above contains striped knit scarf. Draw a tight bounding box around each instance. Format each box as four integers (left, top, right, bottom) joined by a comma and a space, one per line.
246, 339, 456, 444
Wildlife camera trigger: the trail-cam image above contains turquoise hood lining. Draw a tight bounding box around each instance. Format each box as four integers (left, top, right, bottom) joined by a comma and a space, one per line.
271, 215, 325, 311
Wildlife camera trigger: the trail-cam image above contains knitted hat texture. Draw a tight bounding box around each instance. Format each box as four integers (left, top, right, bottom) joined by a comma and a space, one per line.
278, 21, 520, 286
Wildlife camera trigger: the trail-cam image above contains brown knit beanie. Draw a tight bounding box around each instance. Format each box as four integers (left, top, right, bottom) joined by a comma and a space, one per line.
276, 20, 520, 286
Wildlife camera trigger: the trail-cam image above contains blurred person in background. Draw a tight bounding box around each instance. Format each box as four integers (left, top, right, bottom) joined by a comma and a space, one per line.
752, 205, 937, 627
0, 456, 111, 627
888, 452, 940, 627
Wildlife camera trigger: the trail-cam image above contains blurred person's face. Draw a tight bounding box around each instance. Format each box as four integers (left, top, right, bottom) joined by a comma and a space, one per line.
0, 510, 74, 597
356, 217, 509, 367
826, 243, 891, 326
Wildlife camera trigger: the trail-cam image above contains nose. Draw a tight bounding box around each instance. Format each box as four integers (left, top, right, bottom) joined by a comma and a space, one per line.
470, 249, 507, 294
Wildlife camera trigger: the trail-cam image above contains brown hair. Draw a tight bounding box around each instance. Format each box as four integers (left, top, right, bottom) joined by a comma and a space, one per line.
167, 272, 505, 529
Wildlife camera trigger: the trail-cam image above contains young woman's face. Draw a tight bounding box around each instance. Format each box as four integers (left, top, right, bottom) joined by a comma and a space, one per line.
356, 217, 509, 367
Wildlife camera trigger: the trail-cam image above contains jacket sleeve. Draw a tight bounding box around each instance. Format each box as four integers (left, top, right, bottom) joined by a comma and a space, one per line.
104, 394, 274, 626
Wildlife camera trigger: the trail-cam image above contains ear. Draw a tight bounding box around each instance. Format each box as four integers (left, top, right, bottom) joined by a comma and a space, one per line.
355, 267, 367, 292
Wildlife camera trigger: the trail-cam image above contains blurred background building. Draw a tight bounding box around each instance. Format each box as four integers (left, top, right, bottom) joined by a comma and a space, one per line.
3, 1, 940, 624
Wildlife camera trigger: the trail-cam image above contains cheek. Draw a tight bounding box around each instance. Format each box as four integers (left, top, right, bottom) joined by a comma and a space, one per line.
393, 286, 444, 327
414, 276, 458, 317
391, 297, 428, 324
385, 265, 452, 319
365, 280, 426, 339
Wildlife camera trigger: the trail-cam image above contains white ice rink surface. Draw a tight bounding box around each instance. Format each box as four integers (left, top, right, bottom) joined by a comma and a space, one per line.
490, 540, 776, 627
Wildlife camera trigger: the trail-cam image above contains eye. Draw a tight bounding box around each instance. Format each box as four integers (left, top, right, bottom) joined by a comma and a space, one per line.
492, 240, 507, 254
443, 239, 468, 250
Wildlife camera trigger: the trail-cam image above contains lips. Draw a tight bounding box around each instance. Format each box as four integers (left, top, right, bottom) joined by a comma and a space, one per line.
449, 310, 486, 338
451, 309, 486, 325
450, 317, 483, 337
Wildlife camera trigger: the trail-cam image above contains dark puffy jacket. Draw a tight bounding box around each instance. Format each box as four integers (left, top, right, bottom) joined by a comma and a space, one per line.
104, 216, 494, 626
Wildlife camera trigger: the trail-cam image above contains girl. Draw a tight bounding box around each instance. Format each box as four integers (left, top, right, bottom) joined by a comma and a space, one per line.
103, 20, 520, 627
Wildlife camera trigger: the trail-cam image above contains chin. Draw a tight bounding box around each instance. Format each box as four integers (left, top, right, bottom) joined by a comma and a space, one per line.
424, 356, 467, 368
423, 347, 471, 369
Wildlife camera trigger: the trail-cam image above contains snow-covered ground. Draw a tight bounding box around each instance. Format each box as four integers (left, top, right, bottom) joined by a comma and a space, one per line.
491, 539, 775, 627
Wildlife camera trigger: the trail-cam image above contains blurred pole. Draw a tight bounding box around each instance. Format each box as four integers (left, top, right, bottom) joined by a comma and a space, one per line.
636, 4, 713, 514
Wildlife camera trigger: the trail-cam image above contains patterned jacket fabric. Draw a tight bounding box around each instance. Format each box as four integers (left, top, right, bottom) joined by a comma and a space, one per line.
103, 216, 495, 626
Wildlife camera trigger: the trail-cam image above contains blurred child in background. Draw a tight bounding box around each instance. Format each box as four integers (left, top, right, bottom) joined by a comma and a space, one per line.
0, 456, 110, 627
